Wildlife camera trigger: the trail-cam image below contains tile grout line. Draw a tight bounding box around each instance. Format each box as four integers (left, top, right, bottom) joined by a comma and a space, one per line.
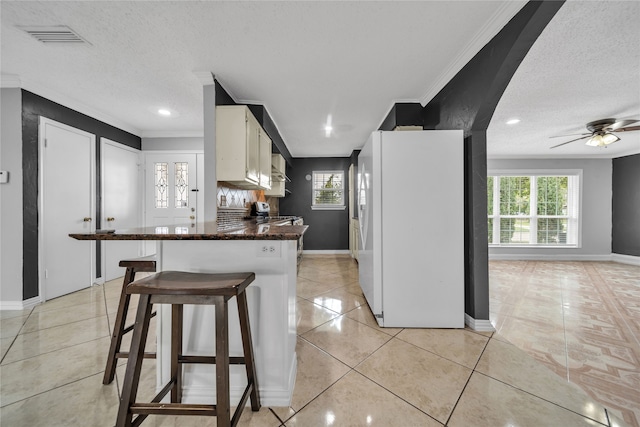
443, 334, 492, 426
470, 370, 611, 426
0, 307, 35, 366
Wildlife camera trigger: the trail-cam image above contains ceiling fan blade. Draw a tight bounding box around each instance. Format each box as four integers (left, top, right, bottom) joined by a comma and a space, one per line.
605, 119, 639, 131
549, 133, 590, 138
612, 125, 640, 133
550, 135, 590, 149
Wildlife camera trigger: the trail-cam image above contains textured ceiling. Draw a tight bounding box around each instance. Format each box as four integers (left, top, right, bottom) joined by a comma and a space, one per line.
1, 1, 638, 159
488, 0, 640, 159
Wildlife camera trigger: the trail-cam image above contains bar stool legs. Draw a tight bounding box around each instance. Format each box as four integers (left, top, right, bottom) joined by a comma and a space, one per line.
116, 295, 154, 427
237, 290, 261, 412
115, 271, 260, 427
103, 256, 156, 385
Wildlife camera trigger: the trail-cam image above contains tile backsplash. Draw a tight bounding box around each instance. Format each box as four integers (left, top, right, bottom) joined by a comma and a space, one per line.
216, 182, 279, 228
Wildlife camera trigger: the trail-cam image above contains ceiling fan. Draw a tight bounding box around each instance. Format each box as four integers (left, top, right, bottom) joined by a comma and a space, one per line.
550, 118, 640, 149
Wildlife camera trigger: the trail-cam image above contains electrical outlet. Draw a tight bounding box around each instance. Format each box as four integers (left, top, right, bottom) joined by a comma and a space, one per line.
257, 243, 281, 257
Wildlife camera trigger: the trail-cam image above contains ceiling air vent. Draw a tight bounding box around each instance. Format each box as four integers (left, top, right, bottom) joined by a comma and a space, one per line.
19, 25, 91, 45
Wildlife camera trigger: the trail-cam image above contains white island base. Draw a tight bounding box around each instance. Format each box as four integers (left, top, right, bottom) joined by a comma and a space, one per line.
153, 239, 298, 406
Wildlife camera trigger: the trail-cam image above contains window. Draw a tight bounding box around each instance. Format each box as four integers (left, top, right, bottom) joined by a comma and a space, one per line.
311, 170, 346, 210
488, 171, 581, 246
174, 162, 189, 208
154, 162, 168, 208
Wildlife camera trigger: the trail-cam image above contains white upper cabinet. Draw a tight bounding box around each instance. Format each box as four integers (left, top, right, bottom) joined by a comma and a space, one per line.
216, 105, 271, 189
259, 129, 272, 190
265, 154, 286, 197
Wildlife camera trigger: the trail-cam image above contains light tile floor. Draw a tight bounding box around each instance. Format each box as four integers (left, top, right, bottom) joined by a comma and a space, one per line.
489, 260, 640, 427
0, 255, 635, 426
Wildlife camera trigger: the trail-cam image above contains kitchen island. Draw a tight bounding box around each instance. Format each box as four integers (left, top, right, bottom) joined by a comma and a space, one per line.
70, 221, 308, 406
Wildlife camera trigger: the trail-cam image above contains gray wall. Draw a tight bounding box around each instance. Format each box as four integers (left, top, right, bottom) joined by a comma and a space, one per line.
488, 158, 612, 259
279, 157, 351, 251
612, 153, 640, 256
142, 137, 204, 151
0, 88, 23, 303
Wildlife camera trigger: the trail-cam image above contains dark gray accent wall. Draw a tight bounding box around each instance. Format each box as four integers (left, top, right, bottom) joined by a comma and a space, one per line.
215, 80, 236, 106
214, 79, 293, 166
420, 1, 564, 321
279, 157, 351, 250
248, 105, 293, 166
612, 153, 640, 256
21, 90, 141, 300
379, 103, 423, 131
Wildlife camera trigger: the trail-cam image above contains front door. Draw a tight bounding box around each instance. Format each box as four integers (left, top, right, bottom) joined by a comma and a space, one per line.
144, 153, 198, 228
102, 138, 142, 281
39, 117, 95, 301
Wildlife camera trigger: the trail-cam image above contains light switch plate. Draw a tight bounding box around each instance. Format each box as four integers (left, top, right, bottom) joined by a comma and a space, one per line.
0, 171, 8, 184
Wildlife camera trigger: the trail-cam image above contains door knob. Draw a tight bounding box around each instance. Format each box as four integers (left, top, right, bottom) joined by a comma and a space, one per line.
83, 217, 92, 222
106, 217, 115, 222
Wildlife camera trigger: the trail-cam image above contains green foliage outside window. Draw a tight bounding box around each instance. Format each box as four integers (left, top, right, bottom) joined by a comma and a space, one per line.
488, 175, 571, 245
313, 172, 344, 206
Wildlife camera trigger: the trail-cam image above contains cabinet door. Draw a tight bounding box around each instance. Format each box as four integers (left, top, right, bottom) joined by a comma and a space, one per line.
259, 130, 272, 189
245, 112, 260, 185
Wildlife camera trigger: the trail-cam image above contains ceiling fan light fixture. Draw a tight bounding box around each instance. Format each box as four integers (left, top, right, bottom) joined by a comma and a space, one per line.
585, 132, 619, 147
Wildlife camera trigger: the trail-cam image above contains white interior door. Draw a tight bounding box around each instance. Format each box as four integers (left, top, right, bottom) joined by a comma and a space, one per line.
102, 139, 142, 281
39, 117, 95, 301
144, 152, 198, 226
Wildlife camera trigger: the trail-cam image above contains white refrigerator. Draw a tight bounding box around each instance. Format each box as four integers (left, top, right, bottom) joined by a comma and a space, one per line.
358, 130, 464, 328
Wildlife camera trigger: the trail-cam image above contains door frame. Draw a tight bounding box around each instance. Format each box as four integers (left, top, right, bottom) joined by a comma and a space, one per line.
38, 117, 96, 302
142, 150, 204, 228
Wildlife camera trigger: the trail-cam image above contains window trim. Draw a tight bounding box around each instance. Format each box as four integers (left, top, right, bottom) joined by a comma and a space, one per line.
311, 170, 346, 210
488, 169, 583, 248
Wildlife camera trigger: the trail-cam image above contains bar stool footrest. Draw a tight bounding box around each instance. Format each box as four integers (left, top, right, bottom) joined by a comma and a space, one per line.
131, 403, 217, 417
115, 352, 157, 360
178, 355, 248, 365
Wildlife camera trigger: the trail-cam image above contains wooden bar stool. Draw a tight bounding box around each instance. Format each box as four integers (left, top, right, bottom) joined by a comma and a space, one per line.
116, 271, 260, 427
103, 255, 157, 385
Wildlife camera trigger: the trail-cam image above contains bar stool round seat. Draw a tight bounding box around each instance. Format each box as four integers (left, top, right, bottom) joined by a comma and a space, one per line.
103, 255, 157, 385
116, 270, 260, 427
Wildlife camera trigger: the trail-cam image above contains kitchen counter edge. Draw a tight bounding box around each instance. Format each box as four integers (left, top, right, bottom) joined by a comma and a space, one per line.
69, 222, 308, 241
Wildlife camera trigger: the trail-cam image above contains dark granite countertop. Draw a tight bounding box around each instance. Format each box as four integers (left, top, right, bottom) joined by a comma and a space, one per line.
69, 220, 308, 241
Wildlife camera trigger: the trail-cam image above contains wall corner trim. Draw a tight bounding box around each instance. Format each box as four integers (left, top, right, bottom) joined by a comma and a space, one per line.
465, 314, 495, 332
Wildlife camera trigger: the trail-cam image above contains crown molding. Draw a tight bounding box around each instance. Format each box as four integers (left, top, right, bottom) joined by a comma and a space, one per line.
140, 130, 204, 138
193, 71, 215, 85
419, 1, 527, 106
2, 74, 142, 136
1, 74, 22, 88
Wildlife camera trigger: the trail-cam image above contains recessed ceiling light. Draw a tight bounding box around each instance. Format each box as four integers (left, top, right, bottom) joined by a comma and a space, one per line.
158, 109, 172, 116
506, 118, 520, 125
324, 115, 332, 137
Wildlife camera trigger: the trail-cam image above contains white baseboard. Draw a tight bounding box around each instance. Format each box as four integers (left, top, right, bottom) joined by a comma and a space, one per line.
465, 314, 496, 332
0, 295, 41, 310
612, 253, 640, 266
489, 253, 613, 261
489, 252, 640, 266
303, 250, 350, 255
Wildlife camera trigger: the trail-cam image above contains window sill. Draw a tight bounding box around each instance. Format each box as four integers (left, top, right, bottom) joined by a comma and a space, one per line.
311, 205, 346, 211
